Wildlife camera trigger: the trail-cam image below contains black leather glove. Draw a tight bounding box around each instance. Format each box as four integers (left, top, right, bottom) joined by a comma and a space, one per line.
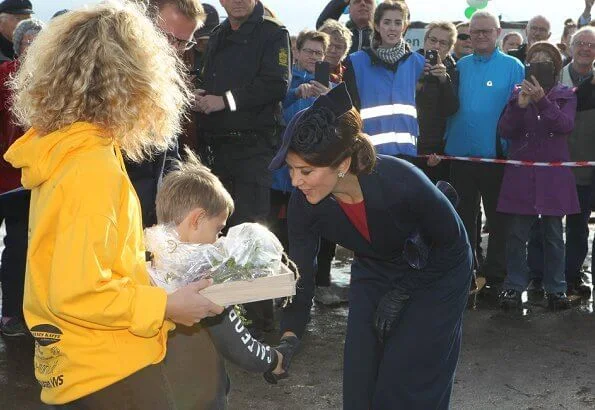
403, 232, 430, 270
263, 335, 300, 384
403, 181, 459, 269
374, 288, 410, 343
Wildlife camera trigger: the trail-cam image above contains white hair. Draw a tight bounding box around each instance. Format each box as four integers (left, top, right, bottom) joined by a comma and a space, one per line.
470, 11, 500, 29
527, 15, 551, 31
570, 26, 595, 45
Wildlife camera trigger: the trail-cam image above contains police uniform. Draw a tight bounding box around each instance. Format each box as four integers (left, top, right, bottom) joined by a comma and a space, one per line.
198, 1, 290, 332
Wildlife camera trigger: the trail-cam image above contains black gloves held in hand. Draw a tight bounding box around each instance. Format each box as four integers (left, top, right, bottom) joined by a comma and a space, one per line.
374, 288, 410, 343
403, 180, 459, 270
263, 335, 300, 384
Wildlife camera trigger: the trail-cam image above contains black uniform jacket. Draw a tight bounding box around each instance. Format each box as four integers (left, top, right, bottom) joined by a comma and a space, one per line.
199, 1, 290, 132
281, 156, 471, 337
125, 144, 179, 228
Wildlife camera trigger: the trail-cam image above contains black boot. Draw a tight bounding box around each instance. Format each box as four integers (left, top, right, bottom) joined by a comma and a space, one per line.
498, 289, 523, 309
567, 277, 592, 298
547, 292, 571, 310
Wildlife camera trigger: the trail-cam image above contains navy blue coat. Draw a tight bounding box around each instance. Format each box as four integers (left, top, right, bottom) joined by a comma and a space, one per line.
281, 155, 471, 336
281, 155, 473, 408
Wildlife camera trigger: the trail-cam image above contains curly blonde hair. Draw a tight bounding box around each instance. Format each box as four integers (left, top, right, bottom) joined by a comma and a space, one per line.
10, 0, 191, 162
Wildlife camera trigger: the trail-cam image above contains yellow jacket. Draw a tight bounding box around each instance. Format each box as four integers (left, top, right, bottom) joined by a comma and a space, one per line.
4, 122, 173, 404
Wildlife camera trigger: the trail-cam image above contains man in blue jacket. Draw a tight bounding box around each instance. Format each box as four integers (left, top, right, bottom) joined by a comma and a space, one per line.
445, 11, 524, 287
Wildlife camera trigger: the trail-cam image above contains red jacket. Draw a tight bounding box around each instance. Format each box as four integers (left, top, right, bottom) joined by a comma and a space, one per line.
0, 59, 23, 193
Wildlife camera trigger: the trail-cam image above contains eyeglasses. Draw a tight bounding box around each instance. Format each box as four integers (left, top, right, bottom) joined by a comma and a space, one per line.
164, 31, 196, 51
427, 36, 451, 47
529, 26, 550, 34
300, 48, 324, 58
457, 33, 471, 41
573, 40, 595, 49
328, 43, 347, 53
470, 28, 496, 37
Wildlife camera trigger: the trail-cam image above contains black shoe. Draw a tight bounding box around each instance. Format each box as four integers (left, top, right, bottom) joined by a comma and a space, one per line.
499, 289, 523, 309
0, 317, 29, 337
567, 278, 592, 298
527, 278, 544, 293
547, 292, 571, 310
484, 277, 504, 291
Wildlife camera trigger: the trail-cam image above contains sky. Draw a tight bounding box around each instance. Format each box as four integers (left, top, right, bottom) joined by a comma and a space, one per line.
31, 0, 588, 41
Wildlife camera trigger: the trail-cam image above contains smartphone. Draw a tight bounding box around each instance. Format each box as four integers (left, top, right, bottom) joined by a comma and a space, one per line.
525, 61, 555, 90
314, 61, 330, 88
425, 49, 438, 66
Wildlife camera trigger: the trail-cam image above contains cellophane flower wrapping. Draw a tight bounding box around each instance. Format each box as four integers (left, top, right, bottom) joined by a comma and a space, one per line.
144, 223, 285, 293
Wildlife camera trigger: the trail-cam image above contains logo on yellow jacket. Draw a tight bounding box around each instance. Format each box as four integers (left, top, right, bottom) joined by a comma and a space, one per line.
31, 324, 65, 388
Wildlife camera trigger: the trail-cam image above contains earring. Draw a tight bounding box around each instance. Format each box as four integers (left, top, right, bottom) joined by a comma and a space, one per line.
338, 171, 345, 178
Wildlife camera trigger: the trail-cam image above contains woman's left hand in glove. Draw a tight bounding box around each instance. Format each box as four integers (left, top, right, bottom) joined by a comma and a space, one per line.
374, 288, 410, 343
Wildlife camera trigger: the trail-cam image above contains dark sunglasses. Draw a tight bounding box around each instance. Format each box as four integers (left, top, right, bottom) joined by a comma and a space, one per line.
457, 33, 471, 41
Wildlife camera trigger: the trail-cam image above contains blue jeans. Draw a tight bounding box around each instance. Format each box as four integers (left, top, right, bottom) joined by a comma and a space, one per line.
504, 214, 566, 293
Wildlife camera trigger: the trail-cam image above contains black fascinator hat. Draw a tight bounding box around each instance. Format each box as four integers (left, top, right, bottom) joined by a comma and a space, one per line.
268, 83, 353, 171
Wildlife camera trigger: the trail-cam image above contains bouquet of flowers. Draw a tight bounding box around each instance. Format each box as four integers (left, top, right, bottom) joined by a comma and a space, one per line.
144, 223, 286, 294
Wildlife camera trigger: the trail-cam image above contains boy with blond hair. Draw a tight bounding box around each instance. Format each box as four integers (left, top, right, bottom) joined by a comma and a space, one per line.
154, 149, 286, 409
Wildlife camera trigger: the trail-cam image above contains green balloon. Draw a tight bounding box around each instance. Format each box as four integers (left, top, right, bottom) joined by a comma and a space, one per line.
476, 0, 489, 9
464, 6, 477, 19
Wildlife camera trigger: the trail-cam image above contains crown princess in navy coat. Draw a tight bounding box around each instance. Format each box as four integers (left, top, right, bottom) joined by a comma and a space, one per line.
270, 84, 473, 409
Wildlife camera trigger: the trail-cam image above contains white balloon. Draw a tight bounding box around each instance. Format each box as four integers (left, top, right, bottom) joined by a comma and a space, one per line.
467, 0, 487, 7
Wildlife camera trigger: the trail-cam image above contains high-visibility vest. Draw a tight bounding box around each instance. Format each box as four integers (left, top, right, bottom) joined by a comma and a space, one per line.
350, 50, 424, 156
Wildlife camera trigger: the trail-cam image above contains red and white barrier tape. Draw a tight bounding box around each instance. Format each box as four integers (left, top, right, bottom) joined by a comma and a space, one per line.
418, 154, 595, 167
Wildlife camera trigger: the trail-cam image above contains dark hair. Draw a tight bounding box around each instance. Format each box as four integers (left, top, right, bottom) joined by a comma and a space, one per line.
526, 41, 563, 83
372, 0, 410, 48
289, 108, 376, 175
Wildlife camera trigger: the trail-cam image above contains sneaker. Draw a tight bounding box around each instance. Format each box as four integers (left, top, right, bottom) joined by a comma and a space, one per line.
498, 289, 523, 309
314, 286, 342, 306
0, 317, 29, 337
547, 292, 571, 310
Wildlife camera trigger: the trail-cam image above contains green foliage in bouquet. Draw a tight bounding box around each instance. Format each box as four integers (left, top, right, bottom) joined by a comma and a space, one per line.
209, 253, 273, 284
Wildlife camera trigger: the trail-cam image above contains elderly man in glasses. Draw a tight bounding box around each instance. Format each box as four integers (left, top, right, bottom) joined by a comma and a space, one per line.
508, 15, 552, 63
444, 11, 524, 290
559, 26, 595, 297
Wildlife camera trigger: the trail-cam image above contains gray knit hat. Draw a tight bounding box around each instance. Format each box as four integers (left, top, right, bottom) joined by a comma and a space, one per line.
12, 17, 43, 56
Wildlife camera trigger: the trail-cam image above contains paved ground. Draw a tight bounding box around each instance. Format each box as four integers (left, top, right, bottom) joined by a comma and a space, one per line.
1, 224, 594, 409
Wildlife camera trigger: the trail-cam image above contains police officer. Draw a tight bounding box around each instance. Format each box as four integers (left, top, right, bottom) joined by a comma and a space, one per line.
195, 0, 290, 337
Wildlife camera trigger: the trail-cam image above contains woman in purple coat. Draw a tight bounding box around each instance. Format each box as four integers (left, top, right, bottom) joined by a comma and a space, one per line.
497, 42, 579, 310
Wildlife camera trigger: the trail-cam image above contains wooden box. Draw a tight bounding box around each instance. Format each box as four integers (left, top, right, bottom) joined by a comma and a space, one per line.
200, 265, 296, 306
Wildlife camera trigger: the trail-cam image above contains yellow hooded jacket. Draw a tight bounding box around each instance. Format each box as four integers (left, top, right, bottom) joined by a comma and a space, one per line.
3, 122, 173, 404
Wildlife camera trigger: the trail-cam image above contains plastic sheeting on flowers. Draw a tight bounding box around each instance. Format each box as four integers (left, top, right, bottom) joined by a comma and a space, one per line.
144, 223, 285, 293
